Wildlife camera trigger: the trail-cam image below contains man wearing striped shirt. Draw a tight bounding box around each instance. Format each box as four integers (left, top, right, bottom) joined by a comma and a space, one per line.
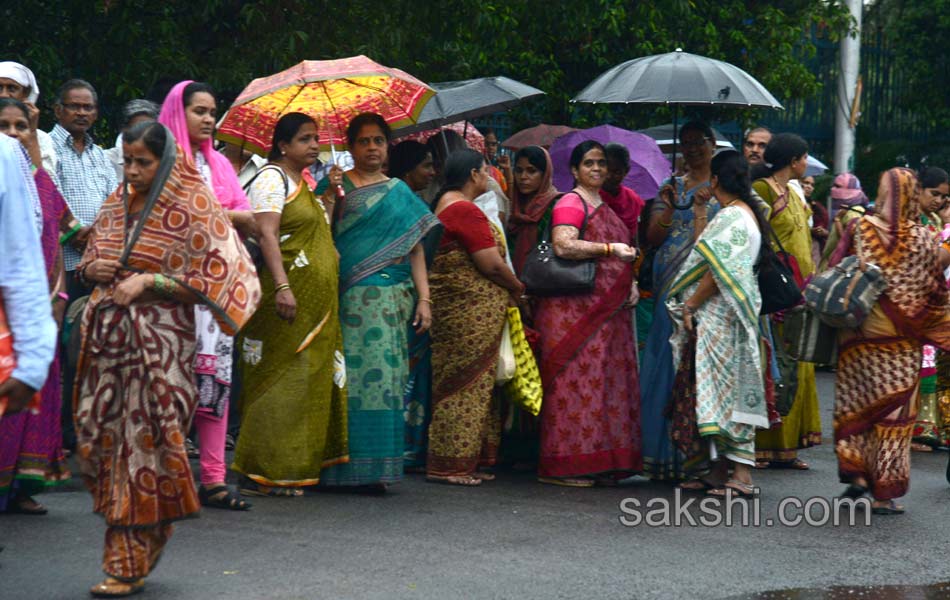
49, 79, 117, 451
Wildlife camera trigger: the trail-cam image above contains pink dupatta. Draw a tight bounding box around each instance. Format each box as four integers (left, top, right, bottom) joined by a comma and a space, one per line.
158, 80, 249, 211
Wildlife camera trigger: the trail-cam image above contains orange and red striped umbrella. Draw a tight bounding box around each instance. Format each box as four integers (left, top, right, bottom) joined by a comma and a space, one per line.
218, 55, 435, 155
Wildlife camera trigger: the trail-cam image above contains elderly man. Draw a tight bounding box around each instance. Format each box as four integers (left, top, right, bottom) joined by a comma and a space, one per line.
743, 126, 772, 165
49, 79, 117, 451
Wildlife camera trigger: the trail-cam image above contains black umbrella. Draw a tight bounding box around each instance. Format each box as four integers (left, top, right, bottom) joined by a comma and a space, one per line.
572, 49, 783, 208
393, 76, 545, 137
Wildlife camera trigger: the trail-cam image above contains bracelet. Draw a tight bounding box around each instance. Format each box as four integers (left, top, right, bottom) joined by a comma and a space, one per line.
659, 220, 673, 228
419, 297, 432, 304
60, 218, 79, 234
153, 273, 166, 296
604, 243, 611, 257
59, 222, 82, 245
274, 283, 291, 294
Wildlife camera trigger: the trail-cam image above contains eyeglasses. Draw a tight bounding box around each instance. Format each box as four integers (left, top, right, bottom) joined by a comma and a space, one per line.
61, 103, 96, 113
680, 138, 711, 148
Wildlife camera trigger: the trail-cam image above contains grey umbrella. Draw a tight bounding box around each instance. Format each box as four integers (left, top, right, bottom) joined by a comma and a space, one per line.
393, 76, 545, 136
573, 49, 782, 208
572, 49, 782, 108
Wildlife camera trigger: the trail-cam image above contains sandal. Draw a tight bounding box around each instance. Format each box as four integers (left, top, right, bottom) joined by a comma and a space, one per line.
770, 458, 810, 470
841, 483, 868, 499
677, 478, 717, 492
707, 479, 756, 498
224, 434, 236, 451
90, 577, 145, 597
871, 500, 905, 515
427, 475, 482, 486
537, 476, 595, 488
199, 484, 251, 511
911, 442, 934, 453
754, 460, 770, 469
473, 472, 496, 481
239, 479, 303, 498
7, 495, 47, 515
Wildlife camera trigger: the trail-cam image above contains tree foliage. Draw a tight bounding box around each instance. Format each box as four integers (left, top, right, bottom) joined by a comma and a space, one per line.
1, 0, 850, 137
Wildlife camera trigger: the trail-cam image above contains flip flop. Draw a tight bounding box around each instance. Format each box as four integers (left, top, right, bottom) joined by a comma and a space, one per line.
427, 475, 482, 486
239, 478, 303, 498
770, 458, 810, 470
7, 496, 48, 515
90, 577, 145, 597
537, 476, 595, 488
871, 500, 905, 515
707, 479, 756, 498
677, 479, 716, 492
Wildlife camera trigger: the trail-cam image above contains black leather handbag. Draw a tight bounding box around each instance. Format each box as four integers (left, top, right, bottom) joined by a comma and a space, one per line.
521, 196, 596, 297
757, 229, 803, 315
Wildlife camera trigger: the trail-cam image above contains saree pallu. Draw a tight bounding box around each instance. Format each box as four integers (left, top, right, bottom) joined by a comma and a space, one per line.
403, 325, 432, 468
667, 206, 768, 468
835, 304, 919, 500
754, 180, 821, 460
640, 181, 719, 480
535, 205, 641, 478
234, 181, 348, 486
427, 231, 508, 477
0, 168, 70, 510
321, 176, 438, 486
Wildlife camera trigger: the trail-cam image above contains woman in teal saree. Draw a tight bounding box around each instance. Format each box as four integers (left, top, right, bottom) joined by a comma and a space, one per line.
318, 113, 439, 490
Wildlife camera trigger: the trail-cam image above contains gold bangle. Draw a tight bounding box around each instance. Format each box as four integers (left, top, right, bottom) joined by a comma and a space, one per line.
659, 220, 673, 228
274, 283, 291, 294
604, 243, 611, 257
419, 298, 432, 305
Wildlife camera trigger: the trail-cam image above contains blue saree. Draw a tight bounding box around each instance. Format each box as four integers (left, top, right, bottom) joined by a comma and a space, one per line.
640, 178, 719, 480
318, 175, 438, 486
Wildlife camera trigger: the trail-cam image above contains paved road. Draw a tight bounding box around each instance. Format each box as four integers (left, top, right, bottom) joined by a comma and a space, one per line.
4, 373, 950, 600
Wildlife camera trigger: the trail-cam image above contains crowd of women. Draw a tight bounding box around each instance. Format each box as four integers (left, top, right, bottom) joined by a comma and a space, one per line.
3, 58, 950, 597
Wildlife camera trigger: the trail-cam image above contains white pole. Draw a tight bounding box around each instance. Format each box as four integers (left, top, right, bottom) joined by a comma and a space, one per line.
834, 0, 862, 174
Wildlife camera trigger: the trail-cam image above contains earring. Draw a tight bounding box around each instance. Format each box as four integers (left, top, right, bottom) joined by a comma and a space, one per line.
281, 150, 286, 155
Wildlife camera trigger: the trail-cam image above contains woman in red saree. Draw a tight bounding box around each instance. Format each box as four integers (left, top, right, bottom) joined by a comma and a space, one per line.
832, 167, 950, 514
75, 121, 259, 596
534, 141, 642, 486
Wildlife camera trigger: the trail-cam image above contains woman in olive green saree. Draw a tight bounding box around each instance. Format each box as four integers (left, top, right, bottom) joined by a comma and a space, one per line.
234, 114, 348, 495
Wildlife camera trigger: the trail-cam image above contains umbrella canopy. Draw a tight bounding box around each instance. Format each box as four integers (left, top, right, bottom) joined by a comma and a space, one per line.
572, 49, 783, 108
549, 125, 671, 200
393, 121, 486, 154
639, 123, 734, 149
806, 155, 829, 177
217, 55, 435, 154
393, 76, 544, 136
502, 124, 578, 150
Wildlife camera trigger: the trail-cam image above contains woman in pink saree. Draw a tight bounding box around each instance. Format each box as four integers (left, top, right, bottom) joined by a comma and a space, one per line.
534, 141, 642, 486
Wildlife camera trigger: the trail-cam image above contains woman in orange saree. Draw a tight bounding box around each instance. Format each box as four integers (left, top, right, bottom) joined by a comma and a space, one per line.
832, 167, 950, 515
74, 122, 259, 596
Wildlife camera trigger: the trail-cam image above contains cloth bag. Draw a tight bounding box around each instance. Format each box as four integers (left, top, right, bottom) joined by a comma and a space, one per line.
495, 319, 516, 384
784, 306, 837, 365
804, 231, 886, 328
503, 307, 542, 416
521, 196, 595, 297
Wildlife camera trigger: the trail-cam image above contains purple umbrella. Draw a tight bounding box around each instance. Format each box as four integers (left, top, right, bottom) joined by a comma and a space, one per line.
549, 125, 670, 200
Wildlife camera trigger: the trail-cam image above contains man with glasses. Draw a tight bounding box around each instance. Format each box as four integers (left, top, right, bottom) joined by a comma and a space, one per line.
49, 79, 117, 452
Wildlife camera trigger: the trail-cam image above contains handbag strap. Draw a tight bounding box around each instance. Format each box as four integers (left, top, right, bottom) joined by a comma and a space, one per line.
540, 192, 591, 244
853, 219, 868, 272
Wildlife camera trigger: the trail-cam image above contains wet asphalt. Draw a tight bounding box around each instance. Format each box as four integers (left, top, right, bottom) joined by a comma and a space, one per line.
3, 372, 950, 600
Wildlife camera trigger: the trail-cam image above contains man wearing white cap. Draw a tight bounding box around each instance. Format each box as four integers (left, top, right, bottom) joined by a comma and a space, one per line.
0, 61, 58, 175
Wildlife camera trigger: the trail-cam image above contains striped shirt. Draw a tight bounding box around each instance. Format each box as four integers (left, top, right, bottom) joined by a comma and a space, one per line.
50, 124, 118, 270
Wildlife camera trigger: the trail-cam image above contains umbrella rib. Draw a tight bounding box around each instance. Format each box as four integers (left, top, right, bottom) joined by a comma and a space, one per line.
319, 80, 347, 148
337, 77, 426, 124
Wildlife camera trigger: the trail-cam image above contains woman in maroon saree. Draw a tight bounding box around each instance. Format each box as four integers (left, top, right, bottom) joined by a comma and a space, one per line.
534, 141, 642, 486
0, 98, 71, 514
